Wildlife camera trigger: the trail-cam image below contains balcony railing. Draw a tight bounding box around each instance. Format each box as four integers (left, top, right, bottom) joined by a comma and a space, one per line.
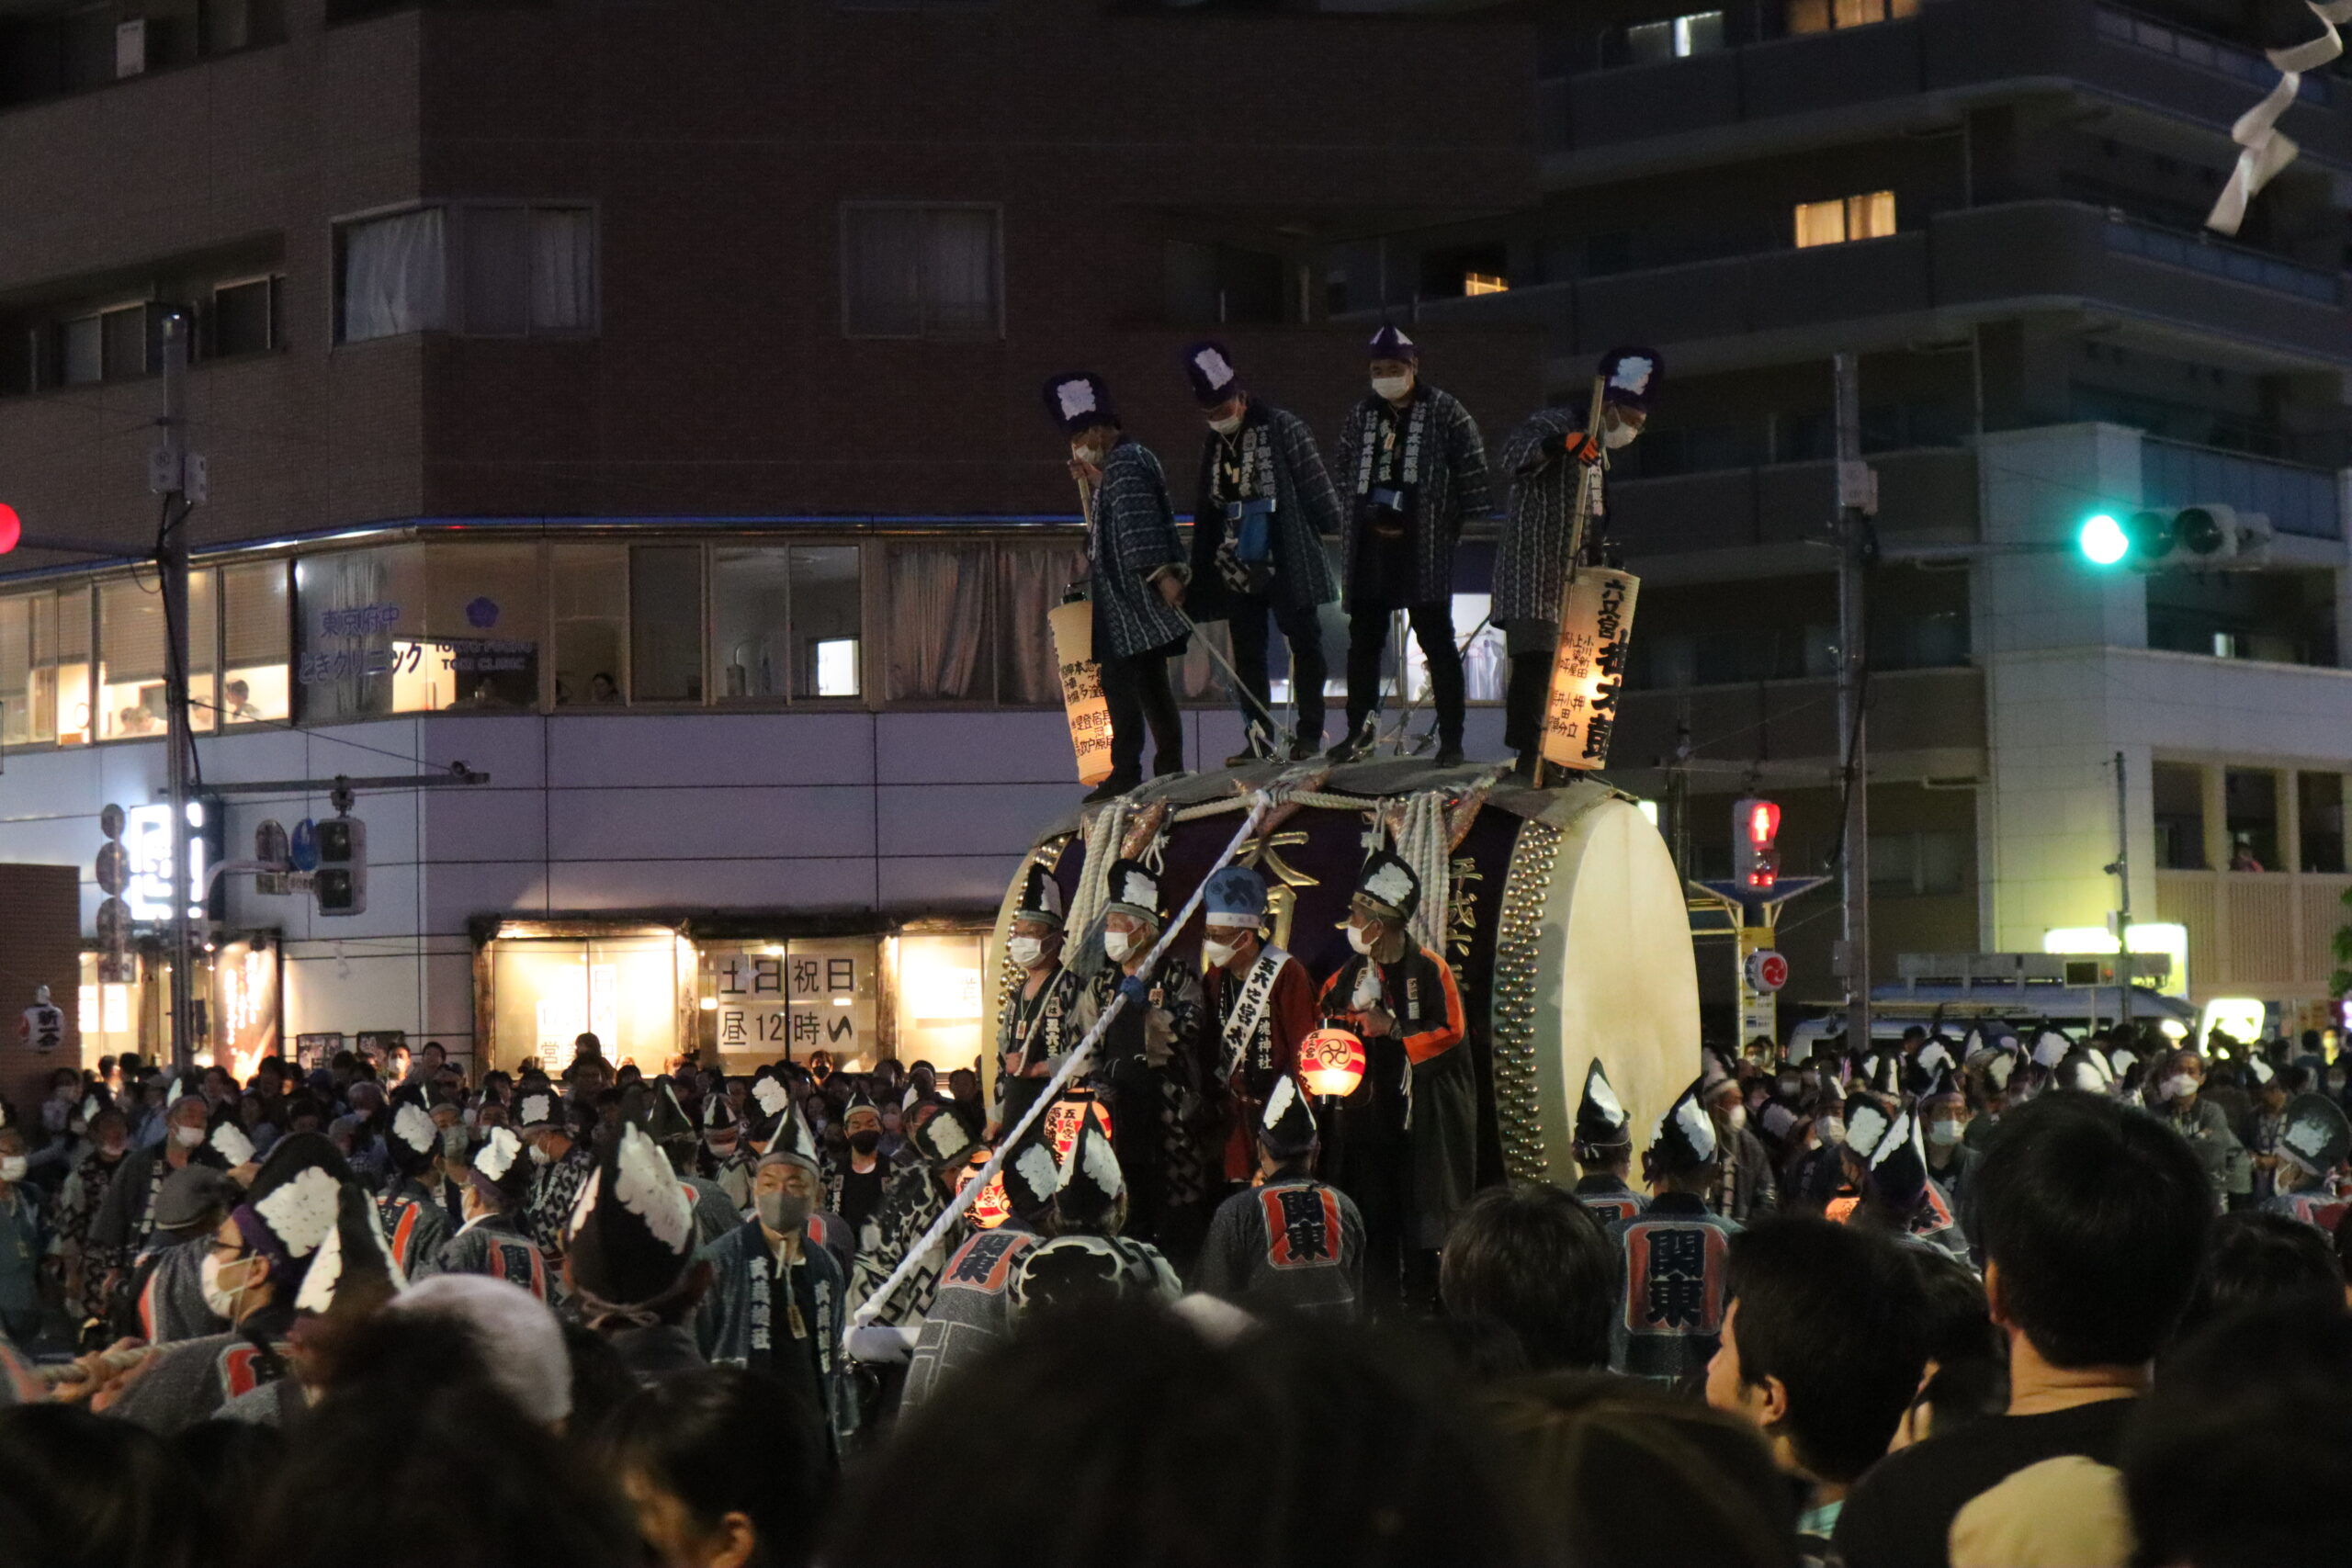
2103, 216, 2340, 306
2156, 869, 2352, 998
2094, 4, 2329, 107
2142, 436, 2344, 541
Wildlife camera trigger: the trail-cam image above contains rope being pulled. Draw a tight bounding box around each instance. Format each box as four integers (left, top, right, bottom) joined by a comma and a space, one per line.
846, 791, 1273, 1331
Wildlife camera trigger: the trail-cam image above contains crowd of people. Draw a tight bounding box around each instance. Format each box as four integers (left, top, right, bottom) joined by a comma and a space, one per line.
0, 996, 2345, 1567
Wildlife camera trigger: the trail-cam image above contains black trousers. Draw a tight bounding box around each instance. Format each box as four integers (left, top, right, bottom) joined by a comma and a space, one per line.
1227, 599, 1328, 744
1344, 601, 1463, 748
1504, 648, 1553, 755
1099, 646, 1183, 785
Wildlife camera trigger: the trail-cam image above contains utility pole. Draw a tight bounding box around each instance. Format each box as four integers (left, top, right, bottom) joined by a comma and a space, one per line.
2110, 750, 2132, 1034
154, 310, 198, 1077
1833, 352, 1875, 1058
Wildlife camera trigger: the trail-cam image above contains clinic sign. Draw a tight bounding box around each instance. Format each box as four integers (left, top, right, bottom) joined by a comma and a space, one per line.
122, 801, 219, 924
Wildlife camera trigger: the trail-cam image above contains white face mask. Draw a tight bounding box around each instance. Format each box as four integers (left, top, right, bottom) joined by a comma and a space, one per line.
527, 1143, 551, 1167
1815, 1119, 1844, 1148
1207, 412, 1243, 436
1371, 374, 1413, 403
1603, 419, 1638, 450
1346, 923, 1375, 956
175, 1124, 206, 1148
0, 1156, 23, 1184
1072, 444, 1104, 468
1717, 1104, 1747, 1133
2161, 1074, 2199, 1103
1202, 937, 1241, 968
199, 1252, 254, 1321
1102, 928, 1138, 964
1007, 936, 1046, 970
1926, 1119, 1962, 1148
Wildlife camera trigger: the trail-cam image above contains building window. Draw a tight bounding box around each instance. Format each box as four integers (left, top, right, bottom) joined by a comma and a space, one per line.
713, 545, 863, 702
295, 543, 543, 721
842, 204, 1002, 339
52, 303, 151, 387
553, 544, 628, 706
1628, 9, 1726, 62
1787, 0, 1917, 32
1793, 190, 1897, 248
208, 276, 284, 359
996, 543, 1090, 705
0, 586, 94, 746
2223, 768, 2279, 871
630, 546, 705, 703
220, 561, 290, 725
2153, 762, 2206, 870
1869, 829, 1968, 896
887, 545, 992, 702
2300, 772, 2346, 874
339, 205, 595, 344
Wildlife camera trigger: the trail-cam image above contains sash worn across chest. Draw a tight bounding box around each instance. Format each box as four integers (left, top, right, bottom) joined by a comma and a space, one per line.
1219, 946, 1292, 1080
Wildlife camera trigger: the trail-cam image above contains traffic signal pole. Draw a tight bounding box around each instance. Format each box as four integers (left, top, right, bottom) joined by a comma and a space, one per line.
158, 312, 198, 1077
1833, 352, 1874, 1058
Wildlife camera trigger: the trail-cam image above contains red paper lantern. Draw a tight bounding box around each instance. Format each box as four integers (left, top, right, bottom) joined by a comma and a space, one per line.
956, 1150, 1012, 1230
1042, 1090, 1113, 1157
1299, 1027, 1367, 1100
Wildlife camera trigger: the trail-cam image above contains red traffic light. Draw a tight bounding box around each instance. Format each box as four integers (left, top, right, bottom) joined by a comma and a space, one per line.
0, 503, 19, 555
1745, 799, 1781, 848
1735, 795, 1781, 890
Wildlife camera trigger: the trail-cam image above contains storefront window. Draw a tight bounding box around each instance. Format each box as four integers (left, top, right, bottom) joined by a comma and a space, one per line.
220, 560, 290, 725
698, 937, 879, 1067
553, 544, 628, 705
712, 544, 862, 702
891, 931, 987, 1075
490, 931, 687, 1075
297, 542, 544, 721
77, 952, 141, 1069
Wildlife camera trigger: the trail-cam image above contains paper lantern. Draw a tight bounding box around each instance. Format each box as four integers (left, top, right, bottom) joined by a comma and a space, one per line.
1048, 600, 1114, 787
1299, 1027, 1367, 1100
956, 1151, 1011, 1230
1540, 567, 1640, 772
1042, 1090, 1113, 1159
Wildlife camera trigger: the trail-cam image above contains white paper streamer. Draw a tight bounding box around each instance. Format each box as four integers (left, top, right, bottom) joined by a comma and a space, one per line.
2207, 1, 2352, 235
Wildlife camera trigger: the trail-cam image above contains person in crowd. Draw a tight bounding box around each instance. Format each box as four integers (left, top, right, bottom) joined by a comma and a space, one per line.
2260, 1088, 2352, 1230
90, 1089, 223, 1314
1609, 1077, 1741, 1383
1319, 849, 1471, 1309
1918, 1066, 1981, 1250
2177, 1209, 2344, 1341
990, 863, 1081, 1141
646, 1078, 742, 1251
1889, 1248, 2007, 1451
1487, 1372, 1797, 1568
1196, 864, 1319, 1194
1843, 1103, 1970, 1266
697, 1089, 753, 1211
1491, 348, 1658, 780
565, 1123, 707, 1382
2241, 1057, 2292, 1205
0, 1127, 42, 1347
1439, 1179, 1612, 1372
822, 1090, 897, 1237
434, 1125, 549, 1298
1005, 1117, 1181, 1319
826, 1301, 1516, 1568
1178, 340, 1344, 763
1074, 856, 1211, 1257
1196, 1079, 1365, 1321
694, 1100, 848, 1452
1705, 1218, 1928, 1564
896, 1128, 1061, 1416
517, 1084, 597, 1263
1569, 1061, 1645, 1224
1833, 1093, 2214, 1568
1046, 370, 1191, 801
125, 1167, 237, 1347
1328, 324, 1490, 767
596, 1366, 829, 1568
375, 1085, 452, 1282
54, 1103, 132, 1331
843, 1097, 985, 1330
104, 1134, 354, 1434
1704, 1068, 1780, 1224
2144, 1047, 2250, 1207
2124, 1303, 2352, 1568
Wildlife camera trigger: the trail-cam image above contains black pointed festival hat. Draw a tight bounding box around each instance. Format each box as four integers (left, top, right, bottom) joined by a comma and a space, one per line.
755, 1091, 823, 1178
1015, 860, 1067, 929
231, 1132, 355, 1284
1597, 346, 1663, 413
205, 1101, 256, 1168
565, 1122, 696, 1310
1645, 1077, 1721, 1177
1354, 849, 1422, 925
514, 1085, 566, 1133
745, 1070, 795, 1147
2278, 1092, 2352, 1177
1104, 858, 1164, 925
1044, 372, 1117, 436
293, 1177, 407, 1319
1054, 1115, 1127, 1235
466, 1123, 534, 1212
702, 1085, 741, 1136
910, 1098, 984, 1170
1574, 1060, 1634, 1155
645, 1077, 695, 1146
1183, 341, 1242, 408
385, 1083, 441, 1179
1000, 1127, 1065, 1226
1864, 1106, 1930, 1214
1258, 1076, 1319, 1162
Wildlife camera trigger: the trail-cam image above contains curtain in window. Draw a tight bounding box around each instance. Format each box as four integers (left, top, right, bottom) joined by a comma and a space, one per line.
995, 546, 1087, 704
532, 208, 594, 332
888, 546, 990, 700
342, 209, 447, 343
923, 209, 999, 335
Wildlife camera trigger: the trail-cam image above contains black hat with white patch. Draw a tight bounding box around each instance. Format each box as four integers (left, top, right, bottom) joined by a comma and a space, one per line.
1103, 858, 1163, 926
1597, 346, 1663, 413
1015, 860, 1067, 930
910, 1098, 983, 1171
1044, 372, 1118, 436
1258, 1076, 1318, 1162
1054, 1116, 1127, 1235
1574, 1060, 1633, 1156
565, 1122, 695, 1310
230, 1133, 354, 1288
1353, 849, 1421, 925
515, 1087, 565, 1134
1183, 341, 1242, 408
385, 1084, 440, 1179
294, 1178, 406, 1319
1645, 1077, 1721, 1177
1863, 1107, 1929, 1214
755, 1092, 822, 1178
999, 1129, 1065, 1226
206, 1102, 256, 1169
702, 1088, 741, 1137
2278, 1092, 2352, 1177
466, 1124, 534, 1212
645, 1078, 695, 1146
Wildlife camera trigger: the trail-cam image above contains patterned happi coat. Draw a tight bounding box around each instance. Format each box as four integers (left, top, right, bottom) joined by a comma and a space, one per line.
1607, 1192, 1741, 1385
845, 1165, 964, 1329
1194, 1178, 1366, 1321
1332, 383, 1491, 607
525, 1140, 595, 1260
130, 1235, 221, 1345
1087, 438, 1192, 659
435, 1211, 550, 1300
899, 1223, 1046, 1416
1078, 953, 1216, 1235
695, 1218, 853, 1450
378, 1178, 454, 1283
1492, 404, 1607, 631
110, 1304, 300, 1435
1186, 400, 1344, 620
1573, 1173, 1648, 1228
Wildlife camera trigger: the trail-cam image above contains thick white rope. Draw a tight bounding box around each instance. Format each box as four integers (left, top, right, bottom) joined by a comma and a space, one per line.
847, 792, 1273, 1330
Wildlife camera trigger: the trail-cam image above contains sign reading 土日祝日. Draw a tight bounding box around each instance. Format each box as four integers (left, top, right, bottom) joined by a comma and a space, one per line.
1539, 568, 1640, 772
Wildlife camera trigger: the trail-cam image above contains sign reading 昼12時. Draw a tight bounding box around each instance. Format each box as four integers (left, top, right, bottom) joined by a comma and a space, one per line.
1539, 568, 1640, 772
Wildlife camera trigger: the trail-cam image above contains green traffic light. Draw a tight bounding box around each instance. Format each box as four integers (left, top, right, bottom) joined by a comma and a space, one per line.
2079, 513, 2129, 566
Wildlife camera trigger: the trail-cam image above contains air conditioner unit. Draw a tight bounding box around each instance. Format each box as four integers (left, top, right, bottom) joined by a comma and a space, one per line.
116, 19, 147, 80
